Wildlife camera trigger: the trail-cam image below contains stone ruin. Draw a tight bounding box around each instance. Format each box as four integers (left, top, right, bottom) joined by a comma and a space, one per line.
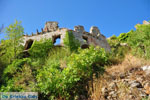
135, 20, 150, 29
23, 21, 111, 51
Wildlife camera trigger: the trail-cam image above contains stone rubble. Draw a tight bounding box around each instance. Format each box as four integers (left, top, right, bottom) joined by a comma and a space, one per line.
100, 66, 150, 100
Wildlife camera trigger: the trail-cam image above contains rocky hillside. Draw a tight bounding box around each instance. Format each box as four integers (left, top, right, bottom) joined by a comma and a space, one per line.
90, 55, 150, 100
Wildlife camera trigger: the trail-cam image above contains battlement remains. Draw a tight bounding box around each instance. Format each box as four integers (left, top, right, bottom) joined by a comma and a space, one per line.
22, 21, 111, 51
74, 25, 85, 33
43, 21, 59, 32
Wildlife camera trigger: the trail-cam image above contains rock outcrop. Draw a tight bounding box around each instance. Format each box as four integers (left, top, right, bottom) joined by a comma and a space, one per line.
101, 66, 150, 100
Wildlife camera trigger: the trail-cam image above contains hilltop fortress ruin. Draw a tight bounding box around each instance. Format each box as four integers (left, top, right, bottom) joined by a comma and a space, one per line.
23, 22, 111, 51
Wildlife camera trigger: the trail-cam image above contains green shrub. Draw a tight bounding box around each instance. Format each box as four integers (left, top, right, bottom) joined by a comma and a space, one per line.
0, 39, 24, 65
109, 35, 117, 40
128, 24, 150, 59
36, 46, 107, 100
2, 58, 31, 80
28, 39, 53, 58
0, 58, 33, 91
118, 30, 133, 43
108, 35, 130, 63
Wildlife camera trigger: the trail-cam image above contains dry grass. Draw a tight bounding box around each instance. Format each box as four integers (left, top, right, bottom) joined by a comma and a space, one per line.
89, 54, 150, 100
89, 74, 110, 100
106, 54, 150, 76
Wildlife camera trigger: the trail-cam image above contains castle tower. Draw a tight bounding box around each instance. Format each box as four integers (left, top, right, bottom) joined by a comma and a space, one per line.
43, 21, 59, 32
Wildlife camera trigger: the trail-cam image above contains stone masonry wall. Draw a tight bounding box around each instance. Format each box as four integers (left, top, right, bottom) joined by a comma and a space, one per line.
22, 21, 111, 51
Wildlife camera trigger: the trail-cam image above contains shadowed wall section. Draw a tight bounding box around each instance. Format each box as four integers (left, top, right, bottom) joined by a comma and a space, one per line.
24, 39, 34, 50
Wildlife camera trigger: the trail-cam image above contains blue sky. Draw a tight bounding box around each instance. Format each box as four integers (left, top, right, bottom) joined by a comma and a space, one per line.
0, 0, 149, 40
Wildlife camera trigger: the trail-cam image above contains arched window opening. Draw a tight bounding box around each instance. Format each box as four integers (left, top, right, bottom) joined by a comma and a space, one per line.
24, 39, 34, 50
53, 35, 61, 45
82, 36, 88, 43
81, 44, 89, 49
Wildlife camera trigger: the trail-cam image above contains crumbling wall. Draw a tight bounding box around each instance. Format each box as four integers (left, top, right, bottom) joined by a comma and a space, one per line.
72, 25, 110, 51
44, 21, 58, 32
22, 22, 111, 51
22, 28, 67, 46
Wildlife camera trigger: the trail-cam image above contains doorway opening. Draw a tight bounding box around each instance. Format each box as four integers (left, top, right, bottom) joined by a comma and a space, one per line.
24, 39, 34, 50
81, 44, 89, 49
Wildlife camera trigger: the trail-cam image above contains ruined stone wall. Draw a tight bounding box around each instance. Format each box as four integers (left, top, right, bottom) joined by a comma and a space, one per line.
22, 22, 111, 51
72, 25, 110, 51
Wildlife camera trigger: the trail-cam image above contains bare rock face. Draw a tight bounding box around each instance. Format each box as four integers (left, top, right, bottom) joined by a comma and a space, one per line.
43, 21, 58, 32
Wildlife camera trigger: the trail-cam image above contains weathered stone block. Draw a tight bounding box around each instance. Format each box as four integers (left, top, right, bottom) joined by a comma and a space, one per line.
74, 25, 84, 33
90, 26, 101, 35
44, 21, 58, 32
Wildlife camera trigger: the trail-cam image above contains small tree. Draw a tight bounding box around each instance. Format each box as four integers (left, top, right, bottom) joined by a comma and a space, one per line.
5, 20, 24, 59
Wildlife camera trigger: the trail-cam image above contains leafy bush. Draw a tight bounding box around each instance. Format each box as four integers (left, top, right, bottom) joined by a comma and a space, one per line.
28, 39, 53, 58
109, 35, 117, 40
3, 58, 31, 77
36, 46, 107, 100
118, 30, 133, 43
0, 58, 33, 91
46, 46, 70, 68
5, 20, 24, 59
0, 39, 24, 65
107, 35, 130, 63
128, 24, 150, 59
0, 39, 55, 92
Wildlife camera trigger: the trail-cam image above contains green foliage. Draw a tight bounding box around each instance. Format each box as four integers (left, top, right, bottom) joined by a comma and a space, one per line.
128, 24, 150, 59
109, 35, 117, 40
0, 20, 109, 100
0, 40, 13, 65
63, 31, 80, 52
118, 30, 133, 42
3, 58, 31, 77
0, 20, 24, 65
108, 30, 134, 62
0, 39, 55, 92
5, 20, 24, 59
108, 23, 150, 62
108, 34, 130, 63
0, 21, 24, 85
5, 20, 150, 100
142, 97, 149, 100
0, 58, 33, 91
46, 46, 70, 67
36, 46, 107, 99
28, 39, 53, 58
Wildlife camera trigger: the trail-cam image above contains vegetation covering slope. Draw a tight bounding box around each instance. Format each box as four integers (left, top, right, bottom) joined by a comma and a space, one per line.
91, 22, 150, 100
0, 20, 150, 100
